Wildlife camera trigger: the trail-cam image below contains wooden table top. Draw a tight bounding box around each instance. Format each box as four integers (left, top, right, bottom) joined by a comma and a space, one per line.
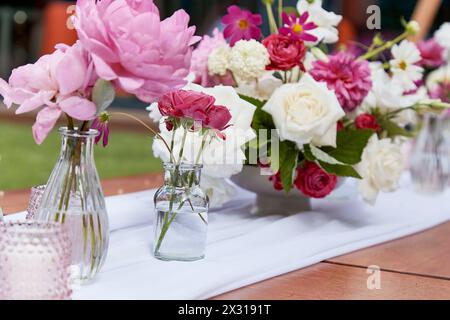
1, 173, 449, 300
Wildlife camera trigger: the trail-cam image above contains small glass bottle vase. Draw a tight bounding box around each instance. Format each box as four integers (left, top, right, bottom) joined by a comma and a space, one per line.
35, 128, 109, 283
153, 163, 209, 261
410, 114, 450, 194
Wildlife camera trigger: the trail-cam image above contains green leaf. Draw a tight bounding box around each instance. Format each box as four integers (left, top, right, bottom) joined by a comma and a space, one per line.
310, 145, 344, 165
319, 161, 362, 179
279, 141, 299, 193
92, 79, 115, 115
239, 94, 275, 131
303, 144, 315, 162
377, 118, 414, 138
322, 129, 374, 165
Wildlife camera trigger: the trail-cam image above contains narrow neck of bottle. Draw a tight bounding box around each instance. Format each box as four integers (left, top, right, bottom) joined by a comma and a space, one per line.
59, 128, 98, 163
163, 163, 202, 188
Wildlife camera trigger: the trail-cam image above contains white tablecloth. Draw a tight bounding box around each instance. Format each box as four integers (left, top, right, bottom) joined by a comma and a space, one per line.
6, 176, 450, 299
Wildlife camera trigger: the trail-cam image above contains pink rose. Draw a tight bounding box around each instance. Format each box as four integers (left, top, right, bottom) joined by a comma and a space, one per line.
262, 34, 306, 71
294, 162, 337, 198
355, 113, 381, 132
158, 90, 215, 123
0, 41, 97, 144
204, 105, 232, 131
74, 0, 200, 103
158, 90, 232, 135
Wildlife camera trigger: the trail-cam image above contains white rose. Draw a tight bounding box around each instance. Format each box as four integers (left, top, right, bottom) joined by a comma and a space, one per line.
262, 74, 345, 148
356, 136, 405, 204
297, 0, 342, 44
228, 40, 270, 82
208, 45, 231, 76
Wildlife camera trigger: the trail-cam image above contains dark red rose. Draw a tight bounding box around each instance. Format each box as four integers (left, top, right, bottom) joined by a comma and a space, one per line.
294, 162, 337, 198
337, 121, 344, 131
262, 34, 306, 71
269, 171, 284, 191
355, 113, 381, 132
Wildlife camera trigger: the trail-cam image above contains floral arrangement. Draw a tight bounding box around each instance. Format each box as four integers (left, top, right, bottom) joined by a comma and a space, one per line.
186, 0, 450, 204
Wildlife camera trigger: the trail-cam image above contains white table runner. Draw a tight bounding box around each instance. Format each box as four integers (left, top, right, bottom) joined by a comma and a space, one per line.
6, 176, 450, 299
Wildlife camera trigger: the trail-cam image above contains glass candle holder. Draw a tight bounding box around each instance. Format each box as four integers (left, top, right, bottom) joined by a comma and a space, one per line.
0, 221, 72, 300
26, 185, 46, 220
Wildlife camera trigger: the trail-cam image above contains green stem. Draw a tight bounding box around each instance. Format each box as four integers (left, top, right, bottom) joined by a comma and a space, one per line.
111, 112, 176, 163
278, 0, 283, 27
265, 3, 278, 34
359, 31, 409, 61
66, 115, 75, 130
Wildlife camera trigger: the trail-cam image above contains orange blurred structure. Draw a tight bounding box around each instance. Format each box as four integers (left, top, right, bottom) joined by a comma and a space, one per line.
337, 17, 357, 47
41, 1, 78, 55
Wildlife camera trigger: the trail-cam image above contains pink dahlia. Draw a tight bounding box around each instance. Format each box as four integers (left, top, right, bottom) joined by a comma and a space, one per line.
417, 39, 445, 68
310, 52, 372, 113
190, 28, 227, 87
279, 12, 317, 42
222, 5, 262, 46
74, 0, 200, 103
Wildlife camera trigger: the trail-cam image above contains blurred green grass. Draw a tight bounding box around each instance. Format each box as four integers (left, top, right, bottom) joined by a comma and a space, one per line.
0, 121, 162, 191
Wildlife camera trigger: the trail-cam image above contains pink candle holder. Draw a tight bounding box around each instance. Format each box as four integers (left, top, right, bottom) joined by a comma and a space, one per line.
0, 221, 72, 300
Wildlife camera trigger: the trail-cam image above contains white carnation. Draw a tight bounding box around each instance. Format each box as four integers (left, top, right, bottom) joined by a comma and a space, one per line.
208, 45, 231, 76
356, 136, 405, 204
228, 40, 270, 82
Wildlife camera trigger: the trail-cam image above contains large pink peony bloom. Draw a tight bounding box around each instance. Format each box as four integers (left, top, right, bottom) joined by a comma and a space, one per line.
190, 28, 227, 87
74, 0, 200, 103
310, 52, 372, 113
0, 41, 97, 144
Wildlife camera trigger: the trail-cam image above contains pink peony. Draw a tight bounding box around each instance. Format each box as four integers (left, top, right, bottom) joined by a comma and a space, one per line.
0, 41, 97, 144
310, 52, 372, 113
74, 0, 200, 103
222, 5, 262, 46
417, 39, 445, 68
279, 12, 317, 42
190, 28, 227, 87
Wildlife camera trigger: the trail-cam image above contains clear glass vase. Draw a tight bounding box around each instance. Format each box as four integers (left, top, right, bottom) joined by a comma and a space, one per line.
153, 163, 209, 261
410, 114, 450, 194
35, 128, 109, 283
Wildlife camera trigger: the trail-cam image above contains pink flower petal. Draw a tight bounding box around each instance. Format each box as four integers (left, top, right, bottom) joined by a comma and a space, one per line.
59, 96, 97, 121
32, 107, 61, 145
